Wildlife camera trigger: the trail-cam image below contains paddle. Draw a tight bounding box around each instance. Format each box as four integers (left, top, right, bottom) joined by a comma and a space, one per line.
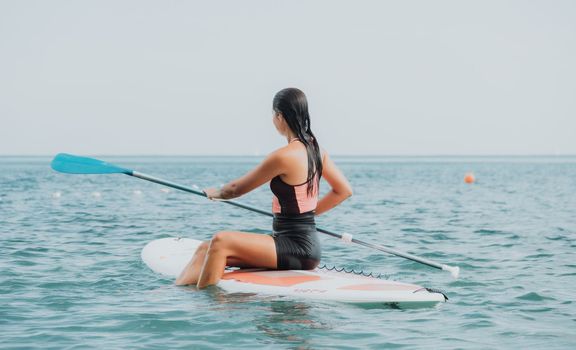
50, 153, 460, 278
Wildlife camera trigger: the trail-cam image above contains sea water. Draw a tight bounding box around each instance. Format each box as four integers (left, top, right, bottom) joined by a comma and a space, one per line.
1, 156, 575, 349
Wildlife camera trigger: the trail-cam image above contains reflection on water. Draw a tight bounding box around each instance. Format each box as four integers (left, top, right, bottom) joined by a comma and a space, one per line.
208, 288, 332, 348
253, 301, 330, 348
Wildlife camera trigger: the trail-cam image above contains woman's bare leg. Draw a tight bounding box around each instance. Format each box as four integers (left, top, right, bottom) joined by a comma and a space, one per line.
175, 241, 209, 286
197, 231, 277, 289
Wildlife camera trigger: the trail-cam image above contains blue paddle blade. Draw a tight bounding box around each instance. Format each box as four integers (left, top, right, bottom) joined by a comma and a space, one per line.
51, 153, 132, 175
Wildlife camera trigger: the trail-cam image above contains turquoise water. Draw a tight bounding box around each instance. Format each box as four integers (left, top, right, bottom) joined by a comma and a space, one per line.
1, 156, 575, 349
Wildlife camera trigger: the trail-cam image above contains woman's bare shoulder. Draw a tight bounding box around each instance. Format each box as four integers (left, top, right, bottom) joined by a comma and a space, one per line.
265, 145, 294, 168
269, 144, 290, 159
274, 142, 306, 159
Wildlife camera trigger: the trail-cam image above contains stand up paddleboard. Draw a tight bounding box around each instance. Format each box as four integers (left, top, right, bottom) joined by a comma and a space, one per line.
142, 237, 447, 306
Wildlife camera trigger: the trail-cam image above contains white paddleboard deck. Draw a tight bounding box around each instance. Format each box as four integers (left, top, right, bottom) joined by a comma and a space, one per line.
142, 237, 447, 306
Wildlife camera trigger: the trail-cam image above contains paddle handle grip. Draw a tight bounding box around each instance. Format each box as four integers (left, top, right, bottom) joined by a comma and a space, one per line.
317, 227, 459, 277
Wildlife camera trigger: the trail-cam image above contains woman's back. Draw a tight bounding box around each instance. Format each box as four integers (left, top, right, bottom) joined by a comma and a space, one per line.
271, 139, 320, 215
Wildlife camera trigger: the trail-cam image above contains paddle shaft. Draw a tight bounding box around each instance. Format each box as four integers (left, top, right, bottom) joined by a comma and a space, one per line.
131, 171, 451, 272
132, 171, 273, 217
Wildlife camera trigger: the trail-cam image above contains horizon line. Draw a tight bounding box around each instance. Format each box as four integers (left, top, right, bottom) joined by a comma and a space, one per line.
1, 154, 575, 158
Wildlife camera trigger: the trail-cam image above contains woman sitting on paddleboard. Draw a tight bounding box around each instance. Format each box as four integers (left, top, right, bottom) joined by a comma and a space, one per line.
176, 88, 353, 288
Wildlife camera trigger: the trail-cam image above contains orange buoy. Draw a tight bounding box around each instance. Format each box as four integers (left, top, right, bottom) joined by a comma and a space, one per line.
464, 172, 475, 184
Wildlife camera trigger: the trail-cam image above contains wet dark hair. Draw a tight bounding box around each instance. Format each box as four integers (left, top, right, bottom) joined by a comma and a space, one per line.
273, 88, 322, 196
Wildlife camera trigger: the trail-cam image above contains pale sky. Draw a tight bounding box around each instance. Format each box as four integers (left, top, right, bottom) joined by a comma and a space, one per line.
1, 0, 575, 156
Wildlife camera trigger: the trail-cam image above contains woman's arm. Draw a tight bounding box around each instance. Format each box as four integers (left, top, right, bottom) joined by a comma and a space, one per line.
204, 150, 286, 200
315, 150, 353, 216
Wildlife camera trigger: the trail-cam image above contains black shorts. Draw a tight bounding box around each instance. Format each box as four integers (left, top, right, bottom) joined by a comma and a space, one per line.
271, 211, 321, 270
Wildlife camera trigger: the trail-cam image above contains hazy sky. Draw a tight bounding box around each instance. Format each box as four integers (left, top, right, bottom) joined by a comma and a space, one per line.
1, 0, 575, 156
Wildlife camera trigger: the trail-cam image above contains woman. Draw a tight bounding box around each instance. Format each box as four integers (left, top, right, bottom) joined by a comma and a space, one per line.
175, 88, 353, 289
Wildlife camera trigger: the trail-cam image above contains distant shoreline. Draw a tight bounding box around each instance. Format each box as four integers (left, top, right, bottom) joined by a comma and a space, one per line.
1, 154, 575, 158
2, 154, 576, 164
